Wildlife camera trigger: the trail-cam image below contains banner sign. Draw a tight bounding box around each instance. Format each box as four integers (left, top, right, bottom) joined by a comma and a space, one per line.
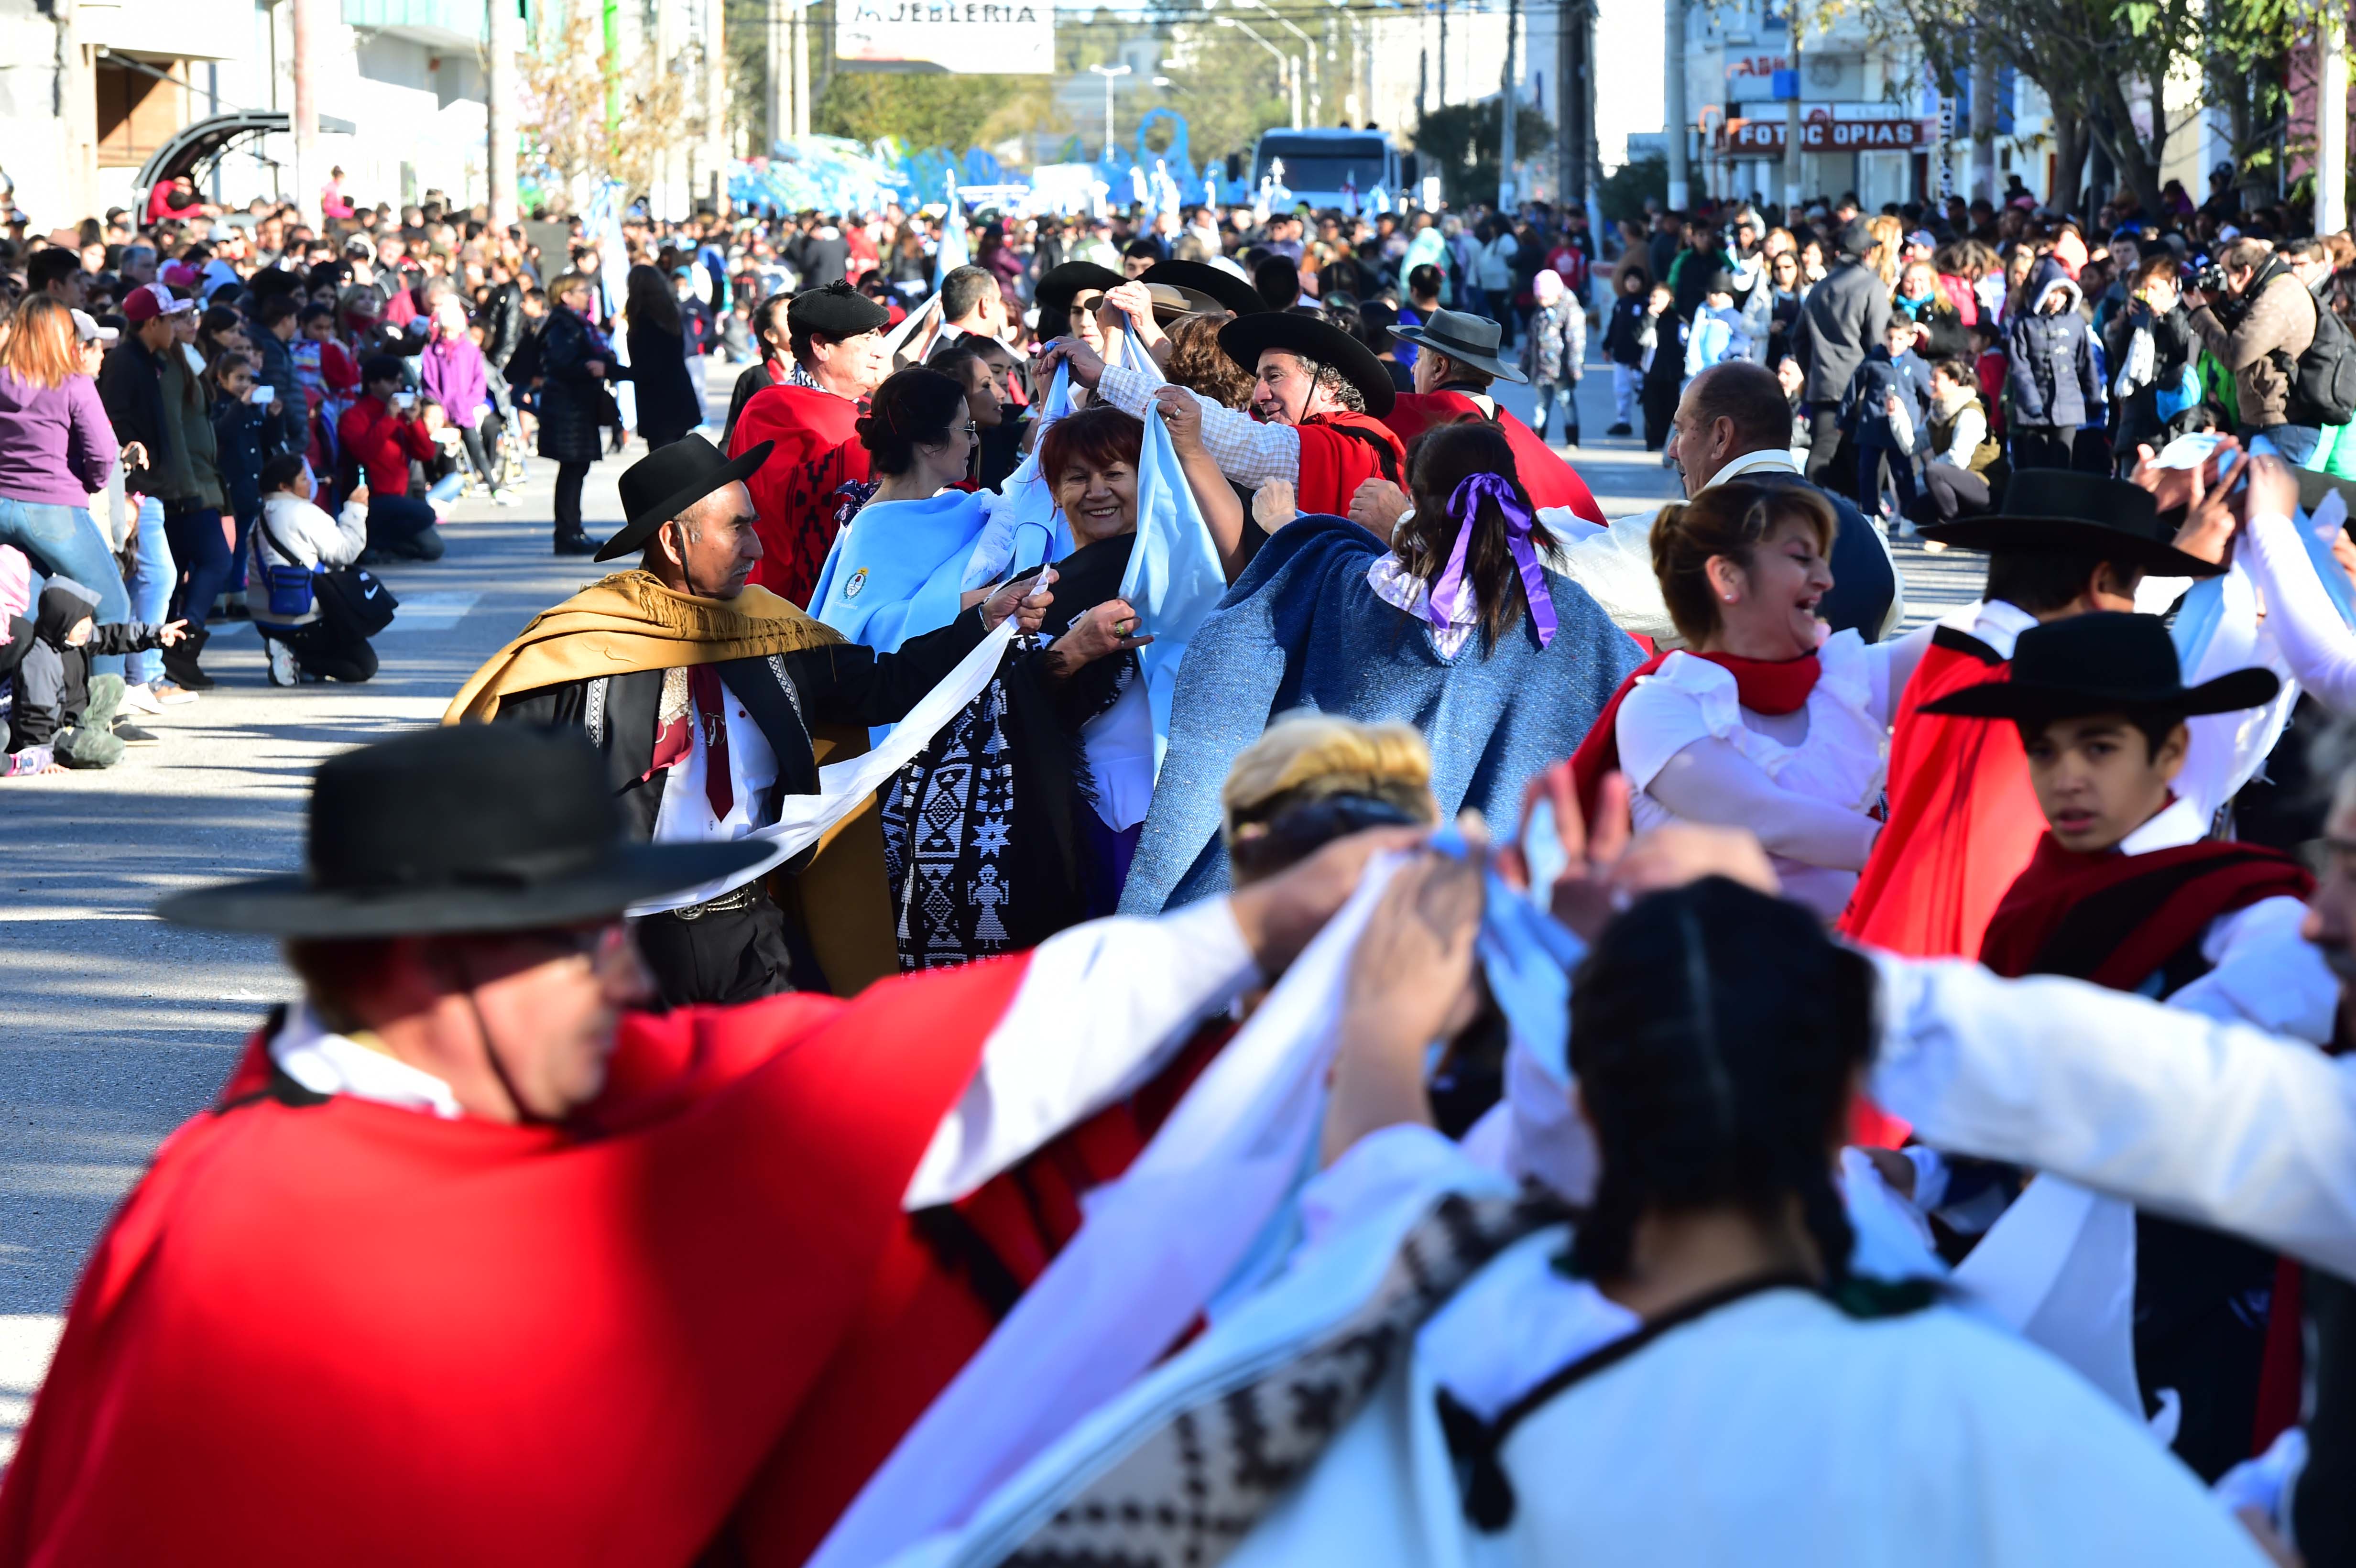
1720, 118, 1933, 152
836, 0, 1053, 74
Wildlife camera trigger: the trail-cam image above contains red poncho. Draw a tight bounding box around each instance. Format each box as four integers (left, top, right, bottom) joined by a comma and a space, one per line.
731, 381, 871, 607
0, 958, 1219, 1567
1840, 626, 2047, 962
1293, 411, 1408, 518
1382, 392, 1608, 525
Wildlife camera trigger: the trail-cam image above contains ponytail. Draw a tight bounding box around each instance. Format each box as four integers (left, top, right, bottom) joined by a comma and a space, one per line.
1565, 878, 1875, 1294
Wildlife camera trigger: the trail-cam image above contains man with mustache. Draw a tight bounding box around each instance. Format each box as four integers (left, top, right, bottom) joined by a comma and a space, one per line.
444, 436, 1049, 1006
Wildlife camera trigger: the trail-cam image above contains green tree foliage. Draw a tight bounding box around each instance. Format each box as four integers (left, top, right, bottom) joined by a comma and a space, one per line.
1411, 99, 1554, 207
1599, 153, 1669, 227
1145, 20, 1295, 172
813, 71, 1056, 152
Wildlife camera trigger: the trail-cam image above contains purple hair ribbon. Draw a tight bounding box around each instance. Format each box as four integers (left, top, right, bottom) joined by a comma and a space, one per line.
1428, 472, 1556, 650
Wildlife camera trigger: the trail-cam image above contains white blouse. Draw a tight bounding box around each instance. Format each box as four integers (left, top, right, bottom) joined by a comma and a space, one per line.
1615, 626, 1897, 919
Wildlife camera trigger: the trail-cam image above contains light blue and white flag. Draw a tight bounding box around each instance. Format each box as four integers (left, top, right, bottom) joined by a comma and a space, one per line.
1118, 401, 1229, 775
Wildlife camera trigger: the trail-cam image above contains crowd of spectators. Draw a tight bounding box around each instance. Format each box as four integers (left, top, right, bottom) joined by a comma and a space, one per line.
10, 157, 2356, 773
1599, 170, 2356, 540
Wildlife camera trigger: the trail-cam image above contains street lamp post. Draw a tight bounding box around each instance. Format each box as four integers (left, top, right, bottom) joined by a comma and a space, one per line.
1217, 15, 1301, 129
1089, 63, 1133, 161
1240, 0, 1320, 123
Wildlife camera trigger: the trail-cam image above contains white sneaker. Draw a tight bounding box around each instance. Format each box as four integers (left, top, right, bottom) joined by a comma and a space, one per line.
266, 641, 297, 687
492, 488, 522, 506
147, 681, 199, 706
118, 682, 164, 715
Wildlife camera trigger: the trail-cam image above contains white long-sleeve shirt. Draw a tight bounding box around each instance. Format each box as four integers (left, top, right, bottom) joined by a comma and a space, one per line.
1870, 949, 2356, 1280
2238, 506, 2356, 715
248, 490, 368, 627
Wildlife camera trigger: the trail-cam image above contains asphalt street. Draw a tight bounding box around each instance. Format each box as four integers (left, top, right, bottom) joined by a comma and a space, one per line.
0, 355, 1981, 1448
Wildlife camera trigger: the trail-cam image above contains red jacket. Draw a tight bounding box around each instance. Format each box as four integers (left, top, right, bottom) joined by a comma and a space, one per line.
1382, 391, 1608, 524
338, 393, 438, 496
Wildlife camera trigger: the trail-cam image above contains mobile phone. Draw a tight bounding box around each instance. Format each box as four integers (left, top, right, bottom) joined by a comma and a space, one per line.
251, 384, 275, 406
393, 391, 416, 410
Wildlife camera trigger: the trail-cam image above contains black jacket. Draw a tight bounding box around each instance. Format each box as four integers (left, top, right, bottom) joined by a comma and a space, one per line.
492, 607, 993, 843
97, 337, 185, 495
534, 306, 621, 466
624, 320, 702, 448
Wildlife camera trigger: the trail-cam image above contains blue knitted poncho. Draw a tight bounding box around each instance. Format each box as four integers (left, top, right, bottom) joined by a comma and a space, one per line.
1119, 512, 1647, 914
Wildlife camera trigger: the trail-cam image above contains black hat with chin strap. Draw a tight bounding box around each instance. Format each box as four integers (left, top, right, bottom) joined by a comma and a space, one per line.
592, 433, 773, 564
1921, 611, 2279, 724
1914, 469, 2226, 578
155, 726, 770, 936
1216, 310, 1397, 417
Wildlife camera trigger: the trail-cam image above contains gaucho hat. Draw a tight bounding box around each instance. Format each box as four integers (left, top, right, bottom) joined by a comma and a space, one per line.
592, 433, 773, 564
1391, 307, 1527, 384
1921, 611, 2279, 724
155, 726, 769, 936
1217, 310, 1397, 417
1033, 261, 1123, 328
1142, 259, 1268, 318
1915, 469, 2225, 578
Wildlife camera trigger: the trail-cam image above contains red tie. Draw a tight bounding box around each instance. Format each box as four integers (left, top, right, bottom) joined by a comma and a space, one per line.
687, 664, 734, 823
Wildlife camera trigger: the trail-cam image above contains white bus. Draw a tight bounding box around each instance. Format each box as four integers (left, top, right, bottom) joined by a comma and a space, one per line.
1249, 129, 1399, 210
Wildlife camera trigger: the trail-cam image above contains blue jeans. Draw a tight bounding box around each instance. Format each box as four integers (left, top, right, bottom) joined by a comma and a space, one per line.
0, 493, 131, 679
1530, 380, 1580, 442
128, 495, 175, 686
1855, 435, 1919, 520
2250, 423, 2323, 466
164, 503, 235, 630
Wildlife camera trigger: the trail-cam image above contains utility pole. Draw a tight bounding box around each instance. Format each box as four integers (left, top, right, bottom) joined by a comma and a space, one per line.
1498, 0, 1518, 207
291, 0, 320, 229
2319, 0, 2348, 233
487, 0, 520, 226
1664, 0, 1688, 208
1780, 0, 1802, 216
705, 0, 729, 213
766, 0, 784, 154
1969, 31, 1995, 204
1438, 0, 1448, 106
655, 0, 678, 218
791, 0, 809, 136
53, 0, 99, 225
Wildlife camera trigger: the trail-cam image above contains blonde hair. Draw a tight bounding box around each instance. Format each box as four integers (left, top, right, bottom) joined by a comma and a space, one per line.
0, 297, 81, 391
1869, 215, 1904, 289
1221, 712, 1439, 846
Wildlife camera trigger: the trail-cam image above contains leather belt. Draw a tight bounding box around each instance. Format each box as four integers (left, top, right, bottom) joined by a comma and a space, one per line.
661, 882, 762, 922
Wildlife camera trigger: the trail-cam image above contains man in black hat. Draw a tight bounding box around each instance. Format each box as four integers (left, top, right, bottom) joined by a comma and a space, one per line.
0, 719, 1425, 1566
727, 279, 894, 607
1793, 217, 1893, 493
1037, 308, 1408, 519
447, 433, 1050, 1005
1927, 610, 2323, 1482
1845, 467, 2228, 960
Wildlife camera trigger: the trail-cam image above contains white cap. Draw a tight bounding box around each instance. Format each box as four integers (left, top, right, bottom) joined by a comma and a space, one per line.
69, 308, 118, 344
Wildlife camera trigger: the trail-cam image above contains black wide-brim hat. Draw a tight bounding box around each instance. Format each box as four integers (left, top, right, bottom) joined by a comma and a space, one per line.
1390, 307, 1528, 384
593, 434, 773, 563
1915, 469, 2225, 578
1217, 310, 1397, 418
1034, 261, 1123, 325
1921, 610, 2279, 723
157, 726, 770, 936
1142, 259, 1268, 318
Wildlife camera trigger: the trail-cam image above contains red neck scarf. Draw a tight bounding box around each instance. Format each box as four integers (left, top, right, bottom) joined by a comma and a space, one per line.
1568, 648, 1822, 822
1978, 828, 2312, 988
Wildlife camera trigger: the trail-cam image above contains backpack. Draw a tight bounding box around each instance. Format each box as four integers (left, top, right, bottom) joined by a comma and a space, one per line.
2289, 295, 2356, 427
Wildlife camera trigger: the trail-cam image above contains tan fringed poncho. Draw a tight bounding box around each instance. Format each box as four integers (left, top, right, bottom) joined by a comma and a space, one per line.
443, 570, 897, 995
442, 570, 846, 722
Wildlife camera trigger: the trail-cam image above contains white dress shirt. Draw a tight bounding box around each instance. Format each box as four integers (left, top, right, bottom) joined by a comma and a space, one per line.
633, 678, 782, 914
268, 1001, 463, 1118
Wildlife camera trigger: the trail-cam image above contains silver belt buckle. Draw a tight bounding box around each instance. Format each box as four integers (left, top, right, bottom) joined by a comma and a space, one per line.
673, 882, 757, 922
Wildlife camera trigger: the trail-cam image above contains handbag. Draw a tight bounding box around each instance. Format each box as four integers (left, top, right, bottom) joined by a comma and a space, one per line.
252, 512, 319, 619
314, 561, 398, 637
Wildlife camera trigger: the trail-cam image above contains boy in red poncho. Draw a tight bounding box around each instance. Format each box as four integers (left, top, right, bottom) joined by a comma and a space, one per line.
0, 722, 1408, 1568
1925, 610, 2321, 1484
729, 281, 893, 606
